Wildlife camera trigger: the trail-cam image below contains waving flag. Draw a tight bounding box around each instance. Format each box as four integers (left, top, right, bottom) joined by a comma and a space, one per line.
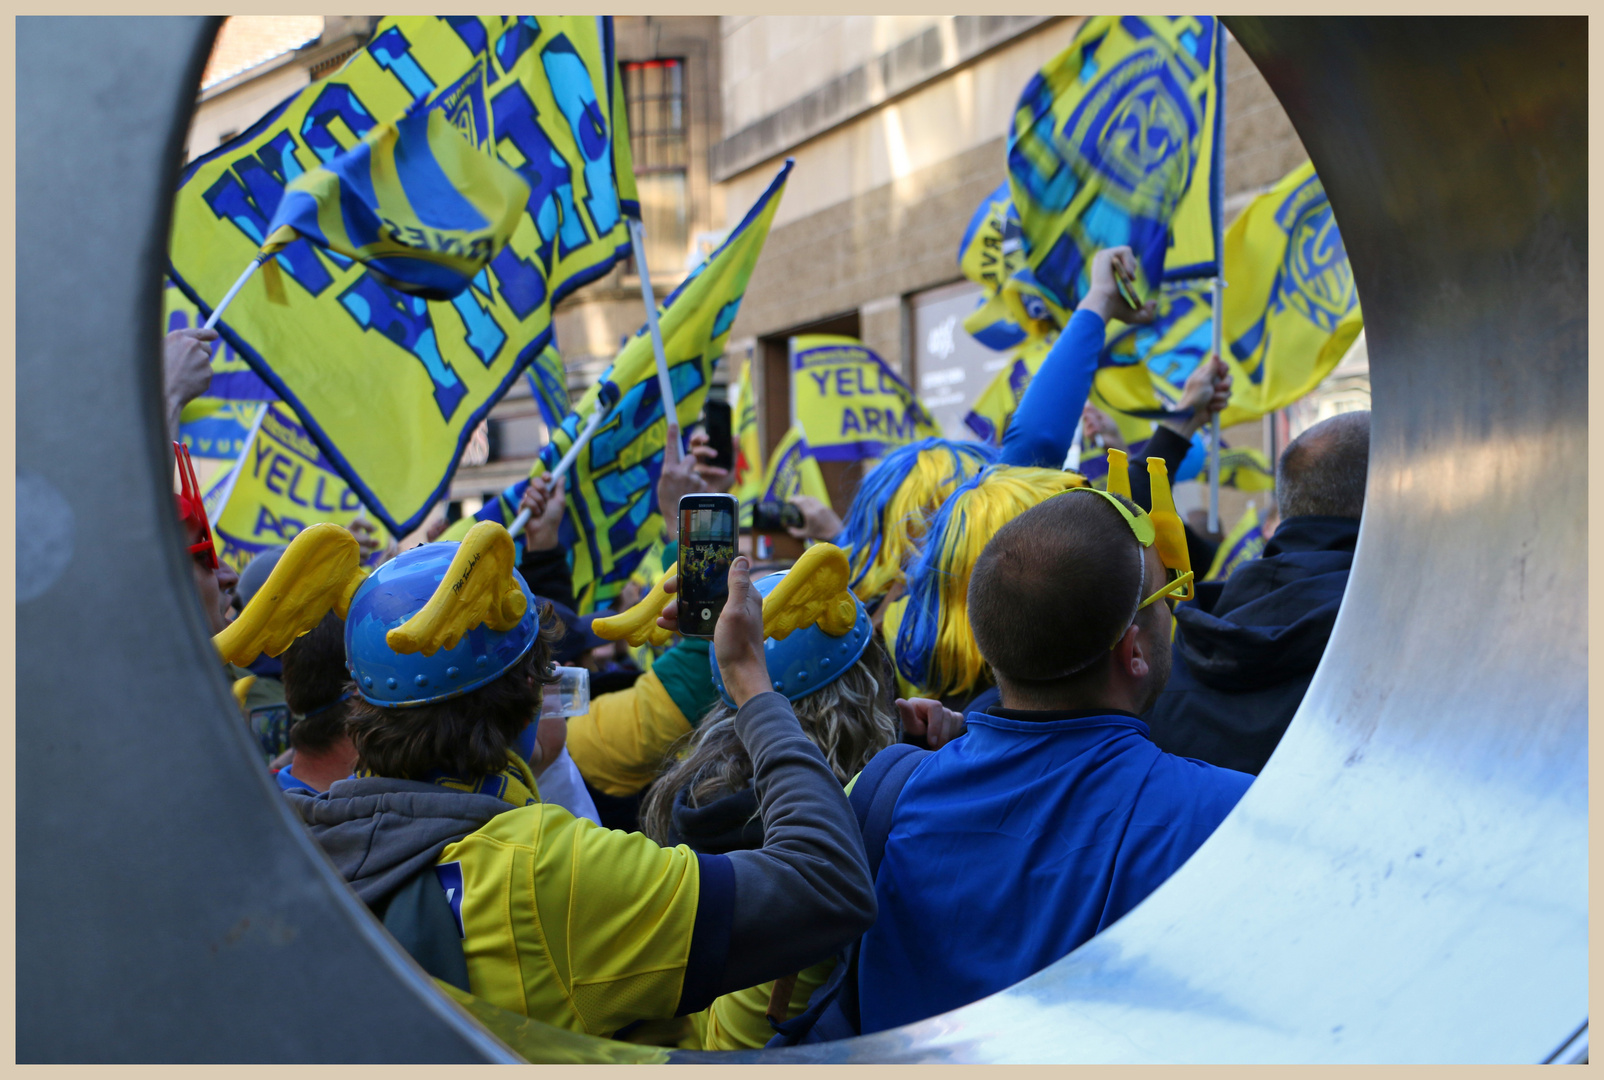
1090, 161, 1362, 428
169, 16, 637, 538
1007, 16, 1223, 314
523, 341, 572, 429
791, 336, 939, 463
1218, 161, 1362, 424
203, 401, 394, 573
464, 160, 793, 611
1206, 502, 1266, 582
759, 424, 830, 507
261, 100, 530, 300
730, 356, 764, 525
962, 336, 1051, 446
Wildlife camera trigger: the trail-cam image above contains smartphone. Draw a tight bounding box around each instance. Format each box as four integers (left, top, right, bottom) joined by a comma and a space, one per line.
1112, 259, 1144, 311
677, 492, 739, 638
702, 399, 734, 472
750, 499, 804, 534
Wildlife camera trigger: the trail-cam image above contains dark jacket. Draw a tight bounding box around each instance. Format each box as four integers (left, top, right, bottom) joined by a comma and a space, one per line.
1144, 515, 1360, 774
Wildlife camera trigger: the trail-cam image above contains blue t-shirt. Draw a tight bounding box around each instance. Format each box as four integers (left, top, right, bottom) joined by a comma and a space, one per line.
856, 708, 1253, 1033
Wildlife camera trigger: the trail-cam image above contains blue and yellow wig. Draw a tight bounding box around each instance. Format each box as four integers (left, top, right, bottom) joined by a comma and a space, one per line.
892, 463, 1087, 700
835, 438, 998, 601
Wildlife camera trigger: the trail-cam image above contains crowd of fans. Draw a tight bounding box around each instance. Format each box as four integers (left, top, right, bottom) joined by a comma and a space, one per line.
168, 244, 1370, 1047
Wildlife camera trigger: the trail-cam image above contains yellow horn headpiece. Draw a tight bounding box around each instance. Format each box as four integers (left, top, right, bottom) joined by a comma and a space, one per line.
591, 563, 678, 648
762, 542, 857, 640
386, 521, 527, 656
212, 523, 368, 666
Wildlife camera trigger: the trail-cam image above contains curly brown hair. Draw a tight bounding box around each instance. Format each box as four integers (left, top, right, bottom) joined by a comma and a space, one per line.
344, 602, 562, 781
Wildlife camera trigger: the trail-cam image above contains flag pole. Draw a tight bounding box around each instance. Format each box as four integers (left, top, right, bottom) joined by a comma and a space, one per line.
625, 217, 680, 452
202, 400, 269, 524
1208, 277, 1223, 534
1206, 24, 1227, 536
507, 384, 620, 537
203, 254, 266, 330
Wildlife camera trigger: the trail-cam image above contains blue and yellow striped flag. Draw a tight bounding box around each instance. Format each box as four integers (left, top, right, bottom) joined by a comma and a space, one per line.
1007, 16, 1223, 312
169, 17, 636, 538
523, 341, 572, 430
262, 99, 530, 300
464, 159, 793, 611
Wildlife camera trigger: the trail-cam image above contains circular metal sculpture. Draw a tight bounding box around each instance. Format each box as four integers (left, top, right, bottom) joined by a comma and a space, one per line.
15, 16, 1585, 1063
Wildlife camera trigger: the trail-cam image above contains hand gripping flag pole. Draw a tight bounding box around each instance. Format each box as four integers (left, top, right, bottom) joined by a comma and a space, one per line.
626, 216, 681, 455
507, 382, 622, 537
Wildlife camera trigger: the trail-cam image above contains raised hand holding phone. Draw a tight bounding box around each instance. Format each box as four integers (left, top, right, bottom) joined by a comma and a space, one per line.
675, 492, 739, 638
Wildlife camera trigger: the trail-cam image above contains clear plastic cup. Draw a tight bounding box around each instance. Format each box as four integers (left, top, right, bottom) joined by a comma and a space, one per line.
541, 665, 591, 719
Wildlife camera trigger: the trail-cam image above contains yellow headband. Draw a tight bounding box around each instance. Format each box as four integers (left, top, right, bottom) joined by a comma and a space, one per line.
213, 523, 368, 667
1072, 448, 1196, 624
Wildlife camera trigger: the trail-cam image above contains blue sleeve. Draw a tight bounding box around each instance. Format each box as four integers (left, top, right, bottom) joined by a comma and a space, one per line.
999, 308, 1106, 469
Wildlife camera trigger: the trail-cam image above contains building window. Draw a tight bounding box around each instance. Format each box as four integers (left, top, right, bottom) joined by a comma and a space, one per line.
622, 58, 688, 274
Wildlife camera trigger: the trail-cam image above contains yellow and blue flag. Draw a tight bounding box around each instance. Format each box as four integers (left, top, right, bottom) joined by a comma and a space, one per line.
261, 99, 530, 300
523, 341, 572, 430
169, 16, 637, 538
1007, 16, 1223, 312
759, 424, 831, 507
730, 356, 764, 524
203, 400, 393, 573
791, 335, 940, 462
1218, 161, 1362, 425
1091, 161, 1362, 428
464, 160, 793, 611
1205, 503, 1266, 582
962, 336, 1050, 446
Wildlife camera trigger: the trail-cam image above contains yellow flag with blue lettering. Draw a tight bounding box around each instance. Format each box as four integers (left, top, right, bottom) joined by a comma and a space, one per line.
203, 401, 394, 573
791, 335, 939, 462
461, 160, 793, 612
759, 424, 831, 507
169, 17, 636, 538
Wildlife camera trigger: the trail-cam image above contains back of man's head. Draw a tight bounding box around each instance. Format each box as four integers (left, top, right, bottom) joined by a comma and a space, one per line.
1276, 410, 1370, 520
968, 491, 1145, 685
280, 611, 350, 754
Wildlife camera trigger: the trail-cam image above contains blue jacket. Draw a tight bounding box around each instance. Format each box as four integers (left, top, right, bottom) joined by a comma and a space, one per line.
1144, 515, 1359, 774
999, 309, 1104, 469
856, 708, 1251, 1033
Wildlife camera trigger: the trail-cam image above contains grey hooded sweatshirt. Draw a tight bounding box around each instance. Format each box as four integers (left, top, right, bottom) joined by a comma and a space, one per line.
286, 690, 876, 1012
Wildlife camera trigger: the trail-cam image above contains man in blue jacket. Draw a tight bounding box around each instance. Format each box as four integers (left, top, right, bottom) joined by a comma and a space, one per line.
1144, 410, 1369, 774
855, 485, 1254, 1034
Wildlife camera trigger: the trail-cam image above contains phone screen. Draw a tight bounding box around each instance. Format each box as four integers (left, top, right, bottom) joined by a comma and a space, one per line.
678, 495, 738, 638
702, 400, 734, 472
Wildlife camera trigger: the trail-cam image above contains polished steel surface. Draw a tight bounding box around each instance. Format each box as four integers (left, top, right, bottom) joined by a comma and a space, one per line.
17, 16, 1584, 1063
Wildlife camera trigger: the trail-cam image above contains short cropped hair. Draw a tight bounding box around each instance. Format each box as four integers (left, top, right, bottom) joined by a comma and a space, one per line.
344, 603, 560, 781
967, 491, 1146, 684
1277, 410, 1370, 520
280, 611, 350, 755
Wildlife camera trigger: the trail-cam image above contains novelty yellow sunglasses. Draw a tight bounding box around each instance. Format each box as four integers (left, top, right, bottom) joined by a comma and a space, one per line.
1071, 448, 1196, 613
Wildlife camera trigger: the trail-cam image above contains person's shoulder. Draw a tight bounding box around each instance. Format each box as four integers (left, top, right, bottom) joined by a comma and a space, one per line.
1150, 748, 1255, 799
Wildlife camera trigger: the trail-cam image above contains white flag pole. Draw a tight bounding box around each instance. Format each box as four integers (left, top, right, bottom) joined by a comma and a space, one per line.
1065, 419, 1084, 472
625, 217, 680, 452
203, 254, 266, 331
1206, 26, 1227, 536
202, 401, 269, 524
507, 391, 616, 537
